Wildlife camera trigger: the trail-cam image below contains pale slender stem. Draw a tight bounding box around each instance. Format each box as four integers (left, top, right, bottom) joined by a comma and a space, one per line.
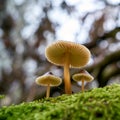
81, 80, 84, 92
46, 84, 50, 98
64, 53, 72, 94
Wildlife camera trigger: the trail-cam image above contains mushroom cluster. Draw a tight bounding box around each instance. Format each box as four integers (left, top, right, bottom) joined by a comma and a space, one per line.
45, 40, 91, 94
35, 40, 93, 97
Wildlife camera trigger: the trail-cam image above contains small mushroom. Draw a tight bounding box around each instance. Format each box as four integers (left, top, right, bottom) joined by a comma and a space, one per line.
45, 40, 90, 94
72, 70, 94, 92
35, 72, 62, 98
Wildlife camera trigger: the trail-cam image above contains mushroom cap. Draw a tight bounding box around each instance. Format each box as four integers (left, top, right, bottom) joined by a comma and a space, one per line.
35, 72, 62, 87
72, 70, 94, 82
45, 40, 91, 68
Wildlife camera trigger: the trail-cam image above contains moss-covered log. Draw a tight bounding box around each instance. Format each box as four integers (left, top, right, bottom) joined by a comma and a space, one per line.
0, 84, 120, 120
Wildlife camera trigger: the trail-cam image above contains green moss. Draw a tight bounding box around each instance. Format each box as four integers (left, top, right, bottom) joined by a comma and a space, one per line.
0, 95, 5, 99
0, 84, 120, 120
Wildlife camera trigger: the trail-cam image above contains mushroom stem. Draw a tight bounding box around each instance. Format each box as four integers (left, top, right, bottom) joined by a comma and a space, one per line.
64, 53, 72, 94
81, 79, 84, 92
46, 84, 50, 98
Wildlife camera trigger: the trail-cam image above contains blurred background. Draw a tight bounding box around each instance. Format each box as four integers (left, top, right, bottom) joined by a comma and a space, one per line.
0, 0, 120, 106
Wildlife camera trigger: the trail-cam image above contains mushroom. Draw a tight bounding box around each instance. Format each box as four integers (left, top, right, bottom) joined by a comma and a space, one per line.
72, 70, 94, 92
35, 72, 62, 98
45, 40, 91, 94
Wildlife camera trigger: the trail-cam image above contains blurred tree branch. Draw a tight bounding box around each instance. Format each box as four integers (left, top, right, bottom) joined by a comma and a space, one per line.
85, 27, 120, 48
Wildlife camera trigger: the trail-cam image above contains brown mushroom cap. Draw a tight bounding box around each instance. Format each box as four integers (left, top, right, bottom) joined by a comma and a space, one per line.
35, 72, 62, 87
45, 40, 91, 68
72, 70, 94, 82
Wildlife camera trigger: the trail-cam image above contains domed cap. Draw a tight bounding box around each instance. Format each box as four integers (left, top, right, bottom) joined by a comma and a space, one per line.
35, 72, 62, 87
72, 70, 94, 82
45, 40, 91, 68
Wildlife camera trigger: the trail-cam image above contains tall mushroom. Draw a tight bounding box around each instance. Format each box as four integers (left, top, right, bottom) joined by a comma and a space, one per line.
72, 70, 94, 92
45, 40, 90, 94
35, 72, 62, 98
